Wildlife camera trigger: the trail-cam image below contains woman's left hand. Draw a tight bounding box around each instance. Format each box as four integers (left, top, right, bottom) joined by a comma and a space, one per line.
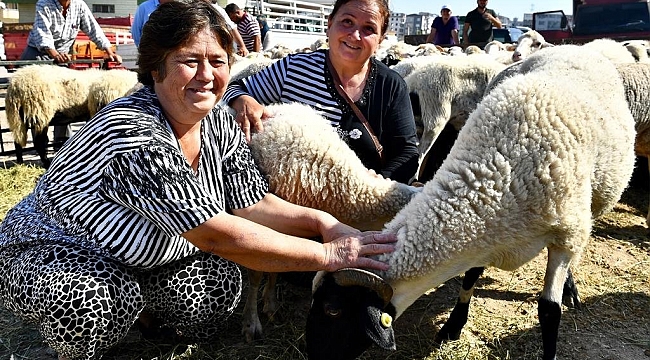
320, 221, 361, 243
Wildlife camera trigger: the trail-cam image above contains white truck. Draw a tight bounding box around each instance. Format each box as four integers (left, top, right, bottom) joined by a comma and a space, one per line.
240, 0, 334, 50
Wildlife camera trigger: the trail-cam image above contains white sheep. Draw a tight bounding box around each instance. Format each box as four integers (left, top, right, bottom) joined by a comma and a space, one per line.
87, 69, 140, 116
6, 65, 138, 167
582, 38, 637, 63
6, 65, 102, 148
511, 30, 552, 62
404, 56, 506, 181
240, 102, 421, 342
229, 56, 276, 83
614, 62, 650, 226
388, 55, 440, 79
305, 44, 636, 360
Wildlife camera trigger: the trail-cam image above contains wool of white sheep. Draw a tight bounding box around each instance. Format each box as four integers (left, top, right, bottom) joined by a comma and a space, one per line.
6, 65, 103, 146
614, 62, 650, 226
376, 44, 636, 316
243, 102, 420, 343
87, 69, 140, 116
248, 102, 420, 231
6, 65, 138, 147
404, 56, 506, 179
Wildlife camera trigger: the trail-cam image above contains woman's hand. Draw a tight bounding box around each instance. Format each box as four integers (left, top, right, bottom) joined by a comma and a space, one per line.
231, 95, 268, 142
323, 232, 396, 271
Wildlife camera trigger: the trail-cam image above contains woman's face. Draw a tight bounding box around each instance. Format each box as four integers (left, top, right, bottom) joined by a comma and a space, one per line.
327, 0, 383, 66
153, 27, 230, 125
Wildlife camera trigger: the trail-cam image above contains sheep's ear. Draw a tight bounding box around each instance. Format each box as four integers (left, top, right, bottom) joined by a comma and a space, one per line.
363, 305, 396, 350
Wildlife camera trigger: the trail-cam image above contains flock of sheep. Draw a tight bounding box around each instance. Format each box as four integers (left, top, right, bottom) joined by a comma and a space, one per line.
4, 30, 650, 359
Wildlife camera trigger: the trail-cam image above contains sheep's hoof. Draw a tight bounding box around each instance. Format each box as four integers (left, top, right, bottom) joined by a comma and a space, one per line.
433, 324, 462, 344
41, 157, 51, 169
242, 319, 263, 343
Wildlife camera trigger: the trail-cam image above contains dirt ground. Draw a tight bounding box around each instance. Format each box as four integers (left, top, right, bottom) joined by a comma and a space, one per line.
0, 169, 648, 360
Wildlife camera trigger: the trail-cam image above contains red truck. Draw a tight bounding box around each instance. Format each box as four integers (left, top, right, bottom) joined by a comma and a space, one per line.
532, 0, 650, 44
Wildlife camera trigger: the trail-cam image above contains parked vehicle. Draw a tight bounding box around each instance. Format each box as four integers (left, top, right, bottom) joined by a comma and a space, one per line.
492, 26, 526, 43
533, 0, 650, 45
246, 0, 332, 50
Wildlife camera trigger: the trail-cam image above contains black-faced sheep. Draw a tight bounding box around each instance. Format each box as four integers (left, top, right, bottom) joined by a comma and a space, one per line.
240, 102, 421, 342
305, 44, 636, 360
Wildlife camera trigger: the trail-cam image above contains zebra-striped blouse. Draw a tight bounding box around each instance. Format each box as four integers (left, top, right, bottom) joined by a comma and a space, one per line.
0, 86, 269, 268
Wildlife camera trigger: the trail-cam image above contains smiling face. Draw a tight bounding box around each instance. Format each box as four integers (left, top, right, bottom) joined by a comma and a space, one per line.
153, 27, 230, 126
441, 8, 451, 20
326, 0, 384, 68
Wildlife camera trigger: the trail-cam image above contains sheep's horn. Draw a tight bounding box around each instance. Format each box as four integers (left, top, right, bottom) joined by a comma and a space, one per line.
332, 268, 393, 307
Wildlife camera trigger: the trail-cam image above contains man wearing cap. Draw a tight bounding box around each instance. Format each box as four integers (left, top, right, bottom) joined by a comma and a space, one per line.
426, 5, 459, 46
462, 0, 502, 48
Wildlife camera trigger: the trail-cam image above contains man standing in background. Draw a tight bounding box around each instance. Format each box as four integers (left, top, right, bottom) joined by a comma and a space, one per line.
22, 0, 122, 145
462, 0, 502, 48
426, 5, 459, 46
131, 0, 173, 47
225, 3, 261, 53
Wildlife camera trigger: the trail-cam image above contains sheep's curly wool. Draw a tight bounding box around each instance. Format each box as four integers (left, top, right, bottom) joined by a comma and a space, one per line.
248, 102, 419, 230
376, 45, 636, 316
6, 65, 138, 146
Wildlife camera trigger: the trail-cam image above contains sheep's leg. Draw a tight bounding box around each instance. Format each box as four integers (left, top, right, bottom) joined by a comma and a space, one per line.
434, 266, 484, 343
242, 269, 264, 342
562, 268, 581, 309
538, 247, 573, 360
14, 142, 24, 164
33, 128, 51, 169
261, 272, 279, 321
646, 157, 650, 228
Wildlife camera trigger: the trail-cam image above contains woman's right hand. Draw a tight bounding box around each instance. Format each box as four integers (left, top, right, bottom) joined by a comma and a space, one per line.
231, 95, 268, 142
322, 231, 396, 272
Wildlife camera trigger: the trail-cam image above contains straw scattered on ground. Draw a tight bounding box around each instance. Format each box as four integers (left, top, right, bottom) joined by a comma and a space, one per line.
0, 163, 648, 360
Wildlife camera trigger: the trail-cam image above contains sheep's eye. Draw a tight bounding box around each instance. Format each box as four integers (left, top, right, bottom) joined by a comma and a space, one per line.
324, 303, 342, 318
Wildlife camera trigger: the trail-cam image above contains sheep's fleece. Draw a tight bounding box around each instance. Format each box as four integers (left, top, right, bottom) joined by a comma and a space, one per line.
247, 102, 419, 230
377, 44, 636, 312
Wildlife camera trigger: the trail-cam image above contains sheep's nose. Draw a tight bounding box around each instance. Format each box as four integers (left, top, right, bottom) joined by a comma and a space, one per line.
512, 52, 522, 62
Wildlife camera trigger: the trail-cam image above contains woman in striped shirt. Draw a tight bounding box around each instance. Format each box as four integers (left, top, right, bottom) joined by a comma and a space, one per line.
223, 0, 419, 185
0, 2, 395, 359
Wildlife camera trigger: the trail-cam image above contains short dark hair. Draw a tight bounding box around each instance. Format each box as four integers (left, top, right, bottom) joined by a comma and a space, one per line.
329, 0, 390, 36
137, 0, 234, 86
224, 3, 240, 15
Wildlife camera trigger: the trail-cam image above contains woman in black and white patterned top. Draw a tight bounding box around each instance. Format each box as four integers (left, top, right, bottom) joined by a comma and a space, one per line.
0, 2, 395, 359
223, 0, 419, 184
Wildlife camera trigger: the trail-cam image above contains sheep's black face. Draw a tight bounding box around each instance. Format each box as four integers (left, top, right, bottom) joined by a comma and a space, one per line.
306, 273, 397, 360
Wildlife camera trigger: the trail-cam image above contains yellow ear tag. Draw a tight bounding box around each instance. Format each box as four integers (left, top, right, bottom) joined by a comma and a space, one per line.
381, 312, 393, 328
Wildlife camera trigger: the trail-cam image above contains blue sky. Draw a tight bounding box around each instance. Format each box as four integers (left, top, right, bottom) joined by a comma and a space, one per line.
390, 0, 573, 20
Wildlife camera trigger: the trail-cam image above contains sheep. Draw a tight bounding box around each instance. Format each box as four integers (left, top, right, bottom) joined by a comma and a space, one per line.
388, 55, 440, 79
239, 102, 421, 342
229, 56, 276, 83
404, 55, 506, 181
582, 38, 637, 63
305, 44, 636, 360
463, 45, 483, 55
87, 69, 140, 116
621, 40, 650, 63
614, 62, 650, 226
5, 65, 139, 167
511, 30, 552, 62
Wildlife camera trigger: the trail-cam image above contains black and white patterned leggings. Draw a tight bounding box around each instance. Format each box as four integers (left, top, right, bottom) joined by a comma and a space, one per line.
0, 243, 242, 360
